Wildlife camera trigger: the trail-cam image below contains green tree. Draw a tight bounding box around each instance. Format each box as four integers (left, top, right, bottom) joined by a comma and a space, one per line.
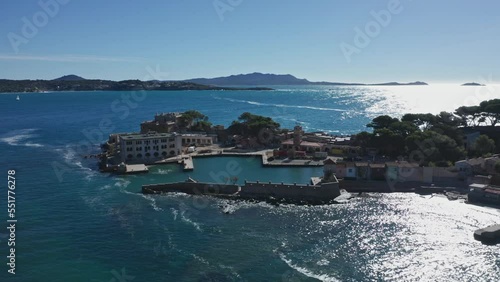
479, 99, 500, 126
388, 121, 419, 138
472, 134, 496, 156
405, 131, 465, 165
227, 112, 280, 143
178, 110, 210, 130
401, 113, 436, 130
366, 115, 399, 130
454, 106, 481, 126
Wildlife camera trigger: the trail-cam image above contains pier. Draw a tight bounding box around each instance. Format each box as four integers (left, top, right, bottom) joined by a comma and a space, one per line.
179, 156, 194, 171
142, 178, 341, 205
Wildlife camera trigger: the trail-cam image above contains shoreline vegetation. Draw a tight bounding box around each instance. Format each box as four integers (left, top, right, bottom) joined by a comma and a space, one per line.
353, 98, 500, 166
0, 73, 434, 93
2, 73, 489, 93
0, 77, 273, 93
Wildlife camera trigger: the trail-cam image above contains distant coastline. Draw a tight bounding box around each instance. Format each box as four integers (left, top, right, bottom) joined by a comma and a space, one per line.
184, 72, 429, 86
0, 76, 273, 93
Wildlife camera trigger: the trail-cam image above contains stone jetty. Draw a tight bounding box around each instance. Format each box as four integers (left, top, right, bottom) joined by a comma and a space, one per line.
474, 224, 500, 245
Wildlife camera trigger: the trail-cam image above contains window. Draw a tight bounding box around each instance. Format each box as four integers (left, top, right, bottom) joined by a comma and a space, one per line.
126, 141, 132, 145
136, 141, 142, 145
136, 147, 142, 151
153, 139, 159, 144
348, 169, 353, 173
145, 152, 151, 157
153, 152, 159, 157
161, 139, 167, 143
127, 154, 133, 159
137, 153, 142, 158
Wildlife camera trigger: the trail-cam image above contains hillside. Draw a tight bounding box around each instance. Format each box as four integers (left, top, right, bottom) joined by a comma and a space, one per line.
0, 78, 273, 93
53, 74, 86, 81
185, 72, 428, 86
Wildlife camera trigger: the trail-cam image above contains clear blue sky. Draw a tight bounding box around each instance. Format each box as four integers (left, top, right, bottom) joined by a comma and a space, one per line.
0, 0, 499, 83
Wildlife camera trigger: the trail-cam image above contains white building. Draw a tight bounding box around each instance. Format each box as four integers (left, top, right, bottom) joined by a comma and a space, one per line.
118, 132, 182, 163
117, 132, 216, 163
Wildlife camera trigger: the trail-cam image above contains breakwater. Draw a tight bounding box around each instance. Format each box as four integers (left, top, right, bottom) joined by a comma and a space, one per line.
142, 179, 341, 204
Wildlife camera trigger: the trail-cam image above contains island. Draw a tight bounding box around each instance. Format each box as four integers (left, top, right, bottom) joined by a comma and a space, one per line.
0, 75, 273, 93
462, 82, 485, 86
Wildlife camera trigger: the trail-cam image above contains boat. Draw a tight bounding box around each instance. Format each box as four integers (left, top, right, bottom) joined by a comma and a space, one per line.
16, 95, 20, 101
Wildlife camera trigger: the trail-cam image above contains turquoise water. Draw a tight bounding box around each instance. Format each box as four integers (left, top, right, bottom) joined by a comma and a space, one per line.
1, 86, 500, 281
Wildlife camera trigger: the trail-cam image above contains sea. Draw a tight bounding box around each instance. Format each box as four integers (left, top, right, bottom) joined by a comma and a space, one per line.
1, 85, 499, 281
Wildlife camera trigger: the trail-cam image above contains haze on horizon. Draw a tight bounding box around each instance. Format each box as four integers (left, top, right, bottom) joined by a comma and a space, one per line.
1, 0, 499, 84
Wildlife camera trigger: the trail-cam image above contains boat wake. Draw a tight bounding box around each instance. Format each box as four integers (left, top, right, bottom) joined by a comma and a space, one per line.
179, 209, 202, 232
214, 96, 347, 112
120, 188, 163, 212
278, 253, 340, 282
0, 128, 44, 148
55, 146, 98, 181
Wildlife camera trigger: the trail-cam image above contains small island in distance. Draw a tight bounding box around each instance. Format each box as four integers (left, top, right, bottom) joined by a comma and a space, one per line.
462, 82, 485, 86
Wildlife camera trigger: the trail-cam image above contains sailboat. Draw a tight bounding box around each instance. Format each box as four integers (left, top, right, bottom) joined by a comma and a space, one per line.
16, 95, 20, 101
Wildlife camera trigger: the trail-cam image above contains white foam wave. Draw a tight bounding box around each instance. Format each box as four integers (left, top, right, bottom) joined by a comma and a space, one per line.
180, 210, 202, 231
0, 128, 44, 147
316, 259, 330, 266
120, 189, 163, 211
154, 168, 173, 175
170, 208, 179, 220
114, 179, 131, 188
279, 253, 340, 282
218, 97, 346, 112
54, 146, 98, 181
99, 184, 112, 191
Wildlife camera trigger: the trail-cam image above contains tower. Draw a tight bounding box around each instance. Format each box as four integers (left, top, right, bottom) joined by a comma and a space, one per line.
293, 125, 303, 147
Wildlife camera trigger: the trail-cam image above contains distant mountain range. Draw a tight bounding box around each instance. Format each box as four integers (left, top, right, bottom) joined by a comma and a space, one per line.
0, 73, 433, 93
0, 76, 272, 93
184, 72, 428, 86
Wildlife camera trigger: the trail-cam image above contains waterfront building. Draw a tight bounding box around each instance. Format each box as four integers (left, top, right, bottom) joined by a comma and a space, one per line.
117, 131, 216, 163
118, 132, 182, 163
345, 162, 357, 179
323, 158, 336, 178
333, 162, 346, 179
140, 112, 182, 133
368, 163, 386, 180
385, 162, 399, 182
468, 183, 500, 206
355, 162, 370, 180
179, 133, 216, 147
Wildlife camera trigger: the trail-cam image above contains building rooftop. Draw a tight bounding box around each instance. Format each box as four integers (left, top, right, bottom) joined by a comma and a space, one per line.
120, 132, 175, 140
